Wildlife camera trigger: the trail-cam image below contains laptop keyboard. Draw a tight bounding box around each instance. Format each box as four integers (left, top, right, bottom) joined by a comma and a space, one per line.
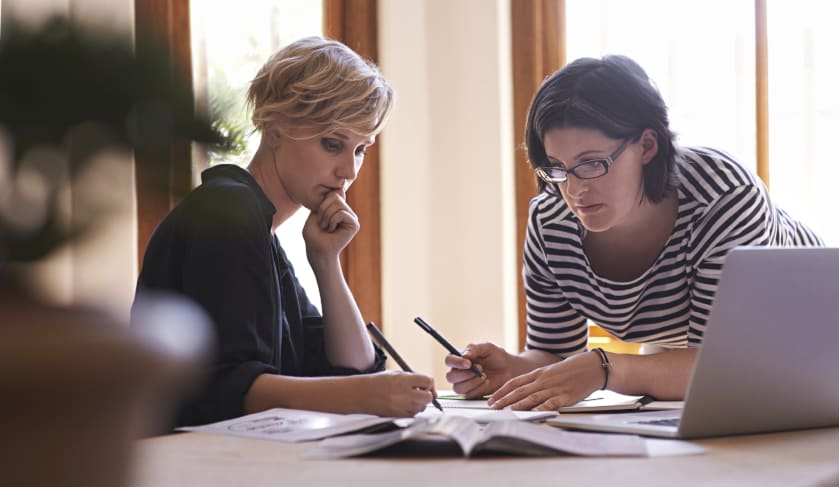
633, 417, 680, 427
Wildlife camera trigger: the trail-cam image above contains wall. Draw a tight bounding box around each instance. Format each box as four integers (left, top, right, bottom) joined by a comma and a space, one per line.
378, 0, 518, 387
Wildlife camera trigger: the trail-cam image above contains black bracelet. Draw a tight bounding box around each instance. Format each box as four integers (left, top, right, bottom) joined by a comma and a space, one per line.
592, 347, 611, 390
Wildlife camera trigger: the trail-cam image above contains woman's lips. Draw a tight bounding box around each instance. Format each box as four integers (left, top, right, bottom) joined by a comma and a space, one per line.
576, 203, 603, 215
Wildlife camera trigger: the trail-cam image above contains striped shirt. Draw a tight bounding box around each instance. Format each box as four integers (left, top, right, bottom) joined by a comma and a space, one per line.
524, 146, 823, 354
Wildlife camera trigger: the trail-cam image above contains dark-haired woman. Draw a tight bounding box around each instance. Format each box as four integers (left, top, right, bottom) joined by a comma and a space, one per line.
446, 55, 822, 410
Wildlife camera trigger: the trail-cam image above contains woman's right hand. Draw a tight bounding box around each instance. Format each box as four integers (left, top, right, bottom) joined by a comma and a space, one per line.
355, 371, 436, 418
445, 342, 513, 398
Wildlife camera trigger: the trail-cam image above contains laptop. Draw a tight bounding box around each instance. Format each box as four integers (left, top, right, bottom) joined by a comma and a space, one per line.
547, 247, 839, 439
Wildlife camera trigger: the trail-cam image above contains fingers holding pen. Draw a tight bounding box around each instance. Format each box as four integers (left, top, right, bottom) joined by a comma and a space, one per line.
445, 342, 514, 399
444, 347, 491, 398
393, 371, 437, 416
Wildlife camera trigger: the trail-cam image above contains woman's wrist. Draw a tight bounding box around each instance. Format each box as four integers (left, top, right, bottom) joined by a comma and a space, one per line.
591, 348, 611, 390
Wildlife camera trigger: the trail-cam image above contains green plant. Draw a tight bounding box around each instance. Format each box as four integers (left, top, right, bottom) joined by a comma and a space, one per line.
0, 17, 243, 268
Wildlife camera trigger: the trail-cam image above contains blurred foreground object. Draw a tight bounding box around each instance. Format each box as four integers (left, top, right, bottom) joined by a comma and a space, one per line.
0, 16, 231, 487
0, 289, 212, 487
0, 16, 242, 268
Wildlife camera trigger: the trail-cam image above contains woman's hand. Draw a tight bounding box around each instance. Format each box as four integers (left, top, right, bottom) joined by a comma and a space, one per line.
354, 371, 436, 418
303, 190, 359, 264
488, 350, 603, 411
444, 342, 514, 398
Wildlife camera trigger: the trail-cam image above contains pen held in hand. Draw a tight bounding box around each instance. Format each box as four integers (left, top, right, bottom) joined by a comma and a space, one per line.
366, 322, 444, 413
413, 317, 483, 378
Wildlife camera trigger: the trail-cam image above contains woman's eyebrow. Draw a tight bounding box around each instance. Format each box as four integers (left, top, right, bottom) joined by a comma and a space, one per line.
329, 131, 374, 146
547, 148, 606, 165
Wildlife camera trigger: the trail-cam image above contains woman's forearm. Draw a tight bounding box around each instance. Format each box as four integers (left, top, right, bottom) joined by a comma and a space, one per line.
245, 374, 365, 415
606, 348, 697, 400
310, 255, 374, 371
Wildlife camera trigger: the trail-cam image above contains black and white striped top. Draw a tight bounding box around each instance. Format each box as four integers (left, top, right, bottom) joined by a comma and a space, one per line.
524, 146, 823, 354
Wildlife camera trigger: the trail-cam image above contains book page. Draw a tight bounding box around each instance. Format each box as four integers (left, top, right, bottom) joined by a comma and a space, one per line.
305, 420, 435, 459
177, 408, 398, 442
478, 420, 648, 456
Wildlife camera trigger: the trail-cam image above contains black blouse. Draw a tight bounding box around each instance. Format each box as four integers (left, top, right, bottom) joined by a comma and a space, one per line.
133, 164, 385, 426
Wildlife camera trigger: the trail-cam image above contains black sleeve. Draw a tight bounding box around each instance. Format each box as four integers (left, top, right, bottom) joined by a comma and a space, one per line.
137, 184, 388, 426
138, 187, 280, 425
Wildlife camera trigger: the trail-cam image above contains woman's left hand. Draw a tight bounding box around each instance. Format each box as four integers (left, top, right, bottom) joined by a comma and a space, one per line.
303, 190, 359, 262
487, 350, 604, 411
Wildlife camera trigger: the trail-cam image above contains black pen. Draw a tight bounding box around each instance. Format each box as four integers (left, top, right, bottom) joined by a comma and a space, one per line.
366, 322, 444, 413
413, 316, 483, 378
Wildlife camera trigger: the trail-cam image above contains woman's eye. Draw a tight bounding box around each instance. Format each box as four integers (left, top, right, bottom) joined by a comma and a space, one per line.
321, 138, 343, 153
355, 146, 368, 157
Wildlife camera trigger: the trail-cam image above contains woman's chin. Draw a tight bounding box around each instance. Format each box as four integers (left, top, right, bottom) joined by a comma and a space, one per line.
576, 214, 612, 233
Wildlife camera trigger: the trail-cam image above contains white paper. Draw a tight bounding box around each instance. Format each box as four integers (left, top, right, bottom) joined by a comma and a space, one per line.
177, 408, 397, 442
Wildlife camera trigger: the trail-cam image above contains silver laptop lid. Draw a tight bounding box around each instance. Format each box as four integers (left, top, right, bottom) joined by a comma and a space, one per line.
679, 247, 839, 438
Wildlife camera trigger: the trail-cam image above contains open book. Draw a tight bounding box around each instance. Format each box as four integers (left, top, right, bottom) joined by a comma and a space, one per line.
437, 390, 683, 413
306, 415, 703, 459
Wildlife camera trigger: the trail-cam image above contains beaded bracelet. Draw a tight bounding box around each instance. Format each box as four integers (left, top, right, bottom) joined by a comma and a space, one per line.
592, 347, 611, 390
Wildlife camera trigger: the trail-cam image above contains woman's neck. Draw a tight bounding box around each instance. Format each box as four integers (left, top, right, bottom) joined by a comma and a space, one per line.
246, 145, 300, 231
583, 192, 679, 281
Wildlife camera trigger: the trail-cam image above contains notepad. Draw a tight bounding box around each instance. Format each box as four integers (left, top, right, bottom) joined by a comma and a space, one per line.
558, 390, 683, 413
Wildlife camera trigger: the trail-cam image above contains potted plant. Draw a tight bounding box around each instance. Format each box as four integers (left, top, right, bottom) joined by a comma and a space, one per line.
0, 17, 239, 487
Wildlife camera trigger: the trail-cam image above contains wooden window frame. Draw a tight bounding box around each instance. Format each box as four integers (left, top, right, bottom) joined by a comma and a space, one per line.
134, 0, 194, 270
511, 0, 565, 351
324, 0, 383, 330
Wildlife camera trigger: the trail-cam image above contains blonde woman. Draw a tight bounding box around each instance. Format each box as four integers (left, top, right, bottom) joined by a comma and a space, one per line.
134, 37, 434, 426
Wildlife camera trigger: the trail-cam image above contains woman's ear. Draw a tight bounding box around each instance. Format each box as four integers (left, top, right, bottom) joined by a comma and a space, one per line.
639, 128, 659, 166
262, 126, 282, 149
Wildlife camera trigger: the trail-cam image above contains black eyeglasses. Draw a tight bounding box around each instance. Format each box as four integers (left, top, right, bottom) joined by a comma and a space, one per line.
534, 138, 633, 189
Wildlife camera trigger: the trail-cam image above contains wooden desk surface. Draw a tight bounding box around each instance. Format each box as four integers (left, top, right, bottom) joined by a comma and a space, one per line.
131, 427, 839, 487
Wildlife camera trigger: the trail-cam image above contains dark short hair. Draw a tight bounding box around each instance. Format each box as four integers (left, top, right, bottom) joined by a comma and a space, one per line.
524, 55, 679, 203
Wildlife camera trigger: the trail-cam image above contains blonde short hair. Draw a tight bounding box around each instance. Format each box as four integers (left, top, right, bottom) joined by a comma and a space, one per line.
246, 36, 394, 139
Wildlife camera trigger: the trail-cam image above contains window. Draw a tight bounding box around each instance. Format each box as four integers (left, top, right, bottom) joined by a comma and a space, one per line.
564, 0, 834, 244
191, 0, 324, 308
767, 1, 838, 244
530, 1, 835, 352
566, 0, 757, 170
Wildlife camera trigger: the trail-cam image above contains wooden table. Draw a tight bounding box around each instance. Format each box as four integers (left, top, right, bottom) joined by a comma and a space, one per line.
131, 426, 839, 487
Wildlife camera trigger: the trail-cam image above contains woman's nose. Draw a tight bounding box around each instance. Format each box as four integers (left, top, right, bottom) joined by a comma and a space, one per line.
336, 153, 362, 182
562, 175, 588, 198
